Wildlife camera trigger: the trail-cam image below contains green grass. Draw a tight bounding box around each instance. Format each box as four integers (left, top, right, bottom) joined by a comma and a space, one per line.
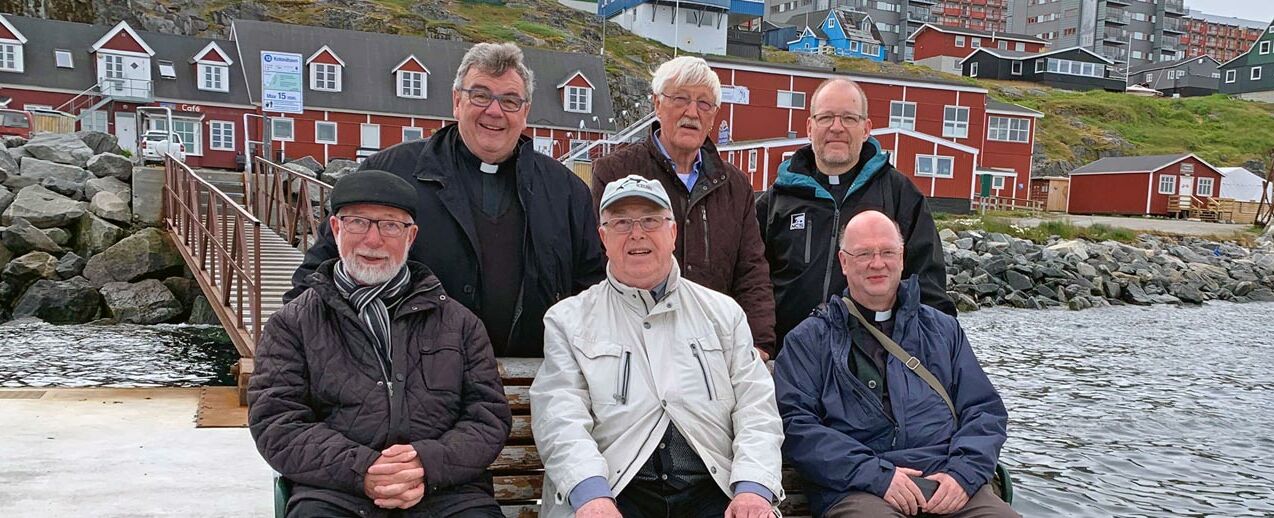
513, 21, 568, 41
937, 215, 1139, 244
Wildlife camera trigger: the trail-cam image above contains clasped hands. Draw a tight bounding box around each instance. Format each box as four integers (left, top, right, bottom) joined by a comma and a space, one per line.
363, 444, 426, 509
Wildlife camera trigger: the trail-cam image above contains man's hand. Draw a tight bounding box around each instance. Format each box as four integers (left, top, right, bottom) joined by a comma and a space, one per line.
883, 467, 926, 516
755, 347, 771, 362
576, 497, 623, 518
364, 444, 426, 509
725, 491, 773, 518
922, 472, 970, 515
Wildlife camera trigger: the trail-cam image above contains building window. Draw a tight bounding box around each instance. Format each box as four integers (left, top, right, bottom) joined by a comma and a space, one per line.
402, 126, 424, 141
970, 62, 979, 77
777, 90, 806, 109
1226, 69, 1237, 83
987, 117, 1030, 142
55, 49, 73, 69
0, 43, 21, 72
1252, 66, 1263, 81
315, 121, 338, 144
198, 64, 228, 92
955, 35, 966, 47
1046, 58, 1104, 78
943, 106, 969, 138
747, 149, 758, 172
1145, 72, 1154, 82
150, 117, 202, 156
81, 110, 108, 133
1036, 59, 1045, 72
992, 175, 1006, 190
271, 118, 294, 141
915, 155, 954, 178
1015, 42, 1025, 51
565, 86, 592, 113
209, 121, 235, 151
103, 54, 124, 78
997, 40, 1008, 50
1261, 41, 1271, 55
398, 71, 426, 99
971, 38, 981, 48
1158, 174, 1176, 194
311, 62, 341, 92
1012, 61, 1023, 75
889, 101, 916, 130
1196, 177, 1214, 196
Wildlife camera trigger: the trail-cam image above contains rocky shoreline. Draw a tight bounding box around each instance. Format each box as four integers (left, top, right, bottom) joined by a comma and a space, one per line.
942, 226, 1274, 312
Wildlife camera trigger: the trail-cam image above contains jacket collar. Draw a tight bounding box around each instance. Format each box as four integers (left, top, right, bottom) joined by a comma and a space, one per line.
773, 136, 889, 202
304, 259, 446, 319
412, 123, 534, 186
643, 121, 730, 191
605, 256, 683, 315
824, 275, 922, 331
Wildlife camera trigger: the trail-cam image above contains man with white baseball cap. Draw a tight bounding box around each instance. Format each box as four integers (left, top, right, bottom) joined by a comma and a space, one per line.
530, 175, 785, 518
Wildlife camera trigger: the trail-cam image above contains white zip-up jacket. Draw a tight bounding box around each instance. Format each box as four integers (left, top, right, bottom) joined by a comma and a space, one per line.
530, 261, 784, 517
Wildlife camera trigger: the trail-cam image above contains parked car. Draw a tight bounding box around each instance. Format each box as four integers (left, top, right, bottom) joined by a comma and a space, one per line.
140, 130, 186, 163
0, 109, 32, 139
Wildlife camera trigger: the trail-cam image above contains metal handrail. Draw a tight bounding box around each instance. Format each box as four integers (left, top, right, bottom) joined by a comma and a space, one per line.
557, 111, 657, 163
54, 82, 106, 114
249, 157, 333, 253
163, 154, 263, 357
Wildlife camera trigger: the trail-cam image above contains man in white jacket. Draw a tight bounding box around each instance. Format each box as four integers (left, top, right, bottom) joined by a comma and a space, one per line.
531, 175, 785, 518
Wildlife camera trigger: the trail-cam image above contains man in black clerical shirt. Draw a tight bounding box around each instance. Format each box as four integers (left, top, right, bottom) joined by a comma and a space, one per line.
286, 42, 605, 357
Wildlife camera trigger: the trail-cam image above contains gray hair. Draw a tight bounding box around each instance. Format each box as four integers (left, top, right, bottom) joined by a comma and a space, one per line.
453, 42, 536, 103
650, 56, 721, 105
811, 77, 869, 118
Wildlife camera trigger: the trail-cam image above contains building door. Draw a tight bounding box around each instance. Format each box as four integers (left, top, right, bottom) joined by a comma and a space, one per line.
1179, 176, 1194, 197
360, 123, 381, 150
1047, 180, 1070, 212
115, 112, 137, 155
533, 136, 552, 156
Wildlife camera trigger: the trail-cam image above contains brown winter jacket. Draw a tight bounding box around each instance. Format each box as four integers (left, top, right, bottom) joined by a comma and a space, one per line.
248, 260, 511, 517
591, 125, 777, 356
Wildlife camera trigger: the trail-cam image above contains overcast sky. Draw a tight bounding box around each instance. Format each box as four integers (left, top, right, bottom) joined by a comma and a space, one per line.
1193, 0, 1274, 23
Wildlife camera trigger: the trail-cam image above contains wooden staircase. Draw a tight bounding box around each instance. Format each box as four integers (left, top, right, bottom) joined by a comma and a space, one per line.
1168, 195, 1236, 223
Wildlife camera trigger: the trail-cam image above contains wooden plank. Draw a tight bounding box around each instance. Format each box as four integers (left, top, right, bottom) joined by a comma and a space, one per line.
506, 385, 529, 413
494, 475, 542, 501
492, 445, 542, 472
498, 358, 542, 385
501, 505, 539, 518
509, 414, 532, 444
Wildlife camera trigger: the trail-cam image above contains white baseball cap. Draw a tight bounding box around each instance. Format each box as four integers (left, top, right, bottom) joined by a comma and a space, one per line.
599, 175, 672, 214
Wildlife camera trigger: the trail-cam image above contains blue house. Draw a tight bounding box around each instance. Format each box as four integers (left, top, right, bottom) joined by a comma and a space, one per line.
785, 9, 886, 62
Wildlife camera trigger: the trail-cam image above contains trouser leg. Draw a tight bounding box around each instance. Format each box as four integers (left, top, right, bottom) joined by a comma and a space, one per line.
616, 480, 671, 518
943, 486, 1022, 518
822, 492, 907, 518
673, 479, 731, 518
286, 498, 361, 518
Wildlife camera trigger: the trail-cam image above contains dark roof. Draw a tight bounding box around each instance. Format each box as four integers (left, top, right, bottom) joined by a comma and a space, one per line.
792, 8, 882, 44
909, 23, 1047, 44
705, 54, 985, 91
230, 19, 614, 130
0, 15, 253, 106
1070, 154, 1190, 174
986, 99, 1043, 117
962, 46, 1114, 65
1128, 54, 1219, 75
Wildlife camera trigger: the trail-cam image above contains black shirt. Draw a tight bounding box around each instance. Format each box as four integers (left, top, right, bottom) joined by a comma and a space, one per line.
456, 142, 525, 355
848, 298, 896, 420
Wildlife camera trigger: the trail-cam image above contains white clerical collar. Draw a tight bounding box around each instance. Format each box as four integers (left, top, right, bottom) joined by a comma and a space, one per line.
874, 309, 893, 322
827, 174, 841, 185
479, 162, 499, 174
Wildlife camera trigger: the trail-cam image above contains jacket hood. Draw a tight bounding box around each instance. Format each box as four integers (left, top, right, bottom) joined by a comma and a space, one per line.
816, 275, 923, 331
772, 136, 889, 201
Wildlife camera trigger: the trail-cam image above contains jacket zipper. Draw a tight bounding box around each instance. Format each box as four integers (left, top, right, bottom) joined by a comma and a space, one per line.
690, 342, 715, 400
821, 206, 842, 301
700, 206, 710, 265
379, 282, 441, 405
803, 225, 812, 263
621, 351, 632, 404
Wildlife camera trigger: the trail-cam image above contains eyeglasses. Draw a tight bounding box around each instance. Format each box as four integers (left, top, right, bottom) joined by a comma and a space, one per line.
659, 93, 717, 112
812, 112, 868, 128
601, 215, 673, 234
338, 216, 415, 237
461, 87, 528, 112
839, 247, 903, 264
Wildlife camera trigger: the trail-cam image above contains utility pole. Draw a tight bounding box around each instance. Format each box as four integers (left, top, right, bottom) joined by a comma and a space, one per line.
1257, 151, 1274, 228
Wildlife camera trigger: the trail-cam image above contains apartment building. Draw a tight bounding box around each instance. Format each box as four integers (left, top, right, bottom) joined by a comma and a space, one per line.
1007, 0, 1188, 69
1181, 10, 1265, 64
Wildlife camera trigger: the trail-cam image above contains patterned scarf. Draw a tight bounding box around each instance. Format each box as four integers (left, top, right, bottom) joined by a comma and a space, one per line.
333, 261, 412, 372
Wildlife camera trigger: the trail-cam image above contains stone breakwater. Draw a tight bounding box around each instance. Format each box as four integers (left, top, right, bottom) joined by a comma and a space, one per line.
941, 226, 1274, 312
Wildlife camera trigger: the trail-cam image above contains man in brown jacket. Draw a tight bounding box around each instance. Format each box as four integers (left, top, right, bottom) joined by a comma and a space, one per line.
249, 170, 511, 518
591, 56, 777, 359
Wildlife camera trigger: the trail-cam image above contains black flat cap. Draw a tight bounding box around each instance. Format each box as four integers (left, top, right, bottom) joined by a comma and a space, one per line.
330, 169, 418, 219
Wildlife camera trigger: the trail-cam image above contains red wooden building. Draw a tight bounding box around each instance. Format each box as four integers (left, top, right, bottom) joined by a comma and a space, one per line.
908, 24, 1047, 75
1067, 154, 1224, 216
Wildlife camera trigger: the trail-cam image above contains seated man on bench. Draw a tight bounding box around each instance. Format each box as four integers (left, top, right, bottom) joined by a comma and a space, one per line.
531, 175, 785, 518
248, 170, 512, 518
774, 210, 1016, 518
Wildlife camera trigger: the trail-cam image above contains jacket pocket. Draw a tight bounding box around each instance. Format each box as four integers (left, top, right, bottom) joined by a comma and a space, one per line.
689, 338, 733, 403
574, 340, 627, 406
420, 343, 464, 393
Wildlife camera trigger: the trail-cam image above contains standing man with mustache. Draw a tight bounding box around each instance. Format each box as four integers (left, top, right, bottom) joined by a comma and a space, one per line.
757, 78, 954, 349
591, 56, 777, 361
286, 42, 606, 357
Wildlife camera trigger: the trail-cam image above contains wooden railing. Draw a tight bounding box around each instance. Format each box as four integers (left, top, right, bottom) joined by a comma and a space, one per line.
249, 157, 334, 252
163, 154, 262, 359
1168, 194, 1237, 222
972, 195, 1043, 212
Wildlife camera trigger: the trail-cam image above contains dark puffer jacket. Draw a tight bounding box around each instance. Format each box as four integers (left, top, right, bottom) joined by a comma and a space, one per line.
249, 260, 512, 517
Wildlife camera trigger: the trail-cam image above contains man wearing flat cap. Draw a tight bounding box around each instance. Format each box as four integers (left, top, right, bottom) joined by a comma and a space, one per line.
250, 170, 512, 518
531, 175, 784, 518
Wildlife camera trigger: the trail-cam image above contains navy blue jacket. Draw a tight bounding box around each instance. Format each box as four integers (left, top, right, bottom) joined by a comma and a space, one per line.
773, 277, 1007, 516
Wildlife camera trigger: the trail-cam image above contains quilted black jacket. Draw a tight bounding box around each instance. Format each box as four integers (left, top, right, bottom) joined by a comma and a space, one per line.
249, 260, 512, 517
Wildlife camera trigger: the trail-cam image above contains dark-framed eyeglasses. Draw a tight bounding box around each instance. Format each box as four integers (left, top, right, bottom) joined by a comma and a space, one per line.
812, 112, 868, 128
337, 216, 415, 237
839, 247, 903, 264
659, 93, 717, 112
461, 87, 528, 112
601, 215, 673, 234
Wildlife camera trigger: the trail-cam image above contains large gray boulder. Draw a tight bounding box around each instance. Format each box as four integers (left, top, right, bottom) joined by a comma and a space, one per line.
0, 147, 17, 182
6, 146, 30, 163
42, 227, 70, 246
287, 156, 323, 173
86, 153, 133, 181
16, 157, 93, 199
2, 251, 58, 286
1, 217, 61, 255
82, 227, 183, 285
89, 191, 131, 225
74, 212, 126, 256
76, 131, 123, 156
55, 251, 86, 279
0, 185, 13, 215
162, 276, 199, 318
84, 176, 131, 201
3, 135, 26, 148
0, 242, 11, 272
188, 295, 220, 325
100, 279, 182, 324
24, 133, 94, 167
1, 185, 87, 228
320, 159, 358, 184
12, 277, 100, 324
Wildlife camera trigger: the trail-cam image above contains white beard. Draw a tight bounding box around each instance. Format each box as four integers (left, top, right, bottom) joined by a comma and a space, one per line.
336, 240, 407, 285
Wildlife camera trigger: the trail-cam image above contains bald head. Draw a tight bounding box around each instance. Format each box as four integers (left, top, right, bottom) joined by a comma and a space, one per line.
841, 210, 904, 251
838, 210, 906, 311
810, 78, 869, 117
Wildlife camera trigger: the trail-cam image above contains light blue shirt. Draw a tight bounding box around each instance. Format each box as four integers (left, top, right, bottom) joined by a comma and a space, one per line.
652, 129, 703, 191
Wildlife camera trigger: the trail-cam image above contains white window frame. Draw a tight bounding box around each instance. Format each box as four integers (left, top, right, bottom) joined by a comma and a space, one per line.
889, 101, 916, 130
54, 49, 73, 69
149, 117, 202, 156
1252, 66, 1263, 81
397, 70, 426, 99
943, 105, 969, 139
271, 117, 294, 141
564, 85, 592, 113
1012, 61, 1023, 75
198, 63, 228, 92
915, 155, 954, 178
747, 149, 758, 172
970, 62, 979, 77
1035, 59, 1045, 72
992, 175, 1006, 189
955, 35, 966, 47
1015, 42, 1026, 51
1225, 69, 1236, 83
1261, 41, 1271, 55
1158, 174, 1177, 194
209, 120, 235, 151
80, 110, 108, 133
777, 90, 806, 109
0, 42, 22, 73
971, 38, 982, 48
310, 62, 341, 92
402, 126, 424, 142
102, 54, 124, 78
1196, 177, 1214, 197
988, 116, 1030, 143
315, 121, 338, 145
158, 60, 176, 79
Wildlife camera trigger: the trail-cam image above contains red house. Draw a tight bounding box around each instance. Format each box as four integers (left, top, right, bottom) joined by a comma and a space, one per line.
977, 100, 1043, 201
908, 24, 1048, 75
1067, 154, 1224, 216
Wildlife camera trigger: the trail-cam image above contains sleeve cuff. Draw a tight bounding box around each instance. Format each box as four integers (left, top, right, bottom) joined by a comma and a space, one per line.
568, 476, 613, 511
732, 481, 775, 503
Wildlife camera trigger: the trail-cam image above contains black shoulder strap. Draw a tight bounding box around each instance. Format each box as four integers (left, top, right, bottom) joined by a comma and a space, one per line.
843, 297, 957, 424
